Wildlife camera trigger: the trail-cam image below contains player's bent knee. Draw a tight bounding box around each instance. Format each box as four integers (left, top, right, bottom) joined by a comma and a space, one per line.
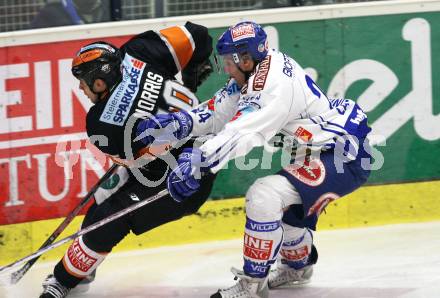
81, 201, 131, 252
246, 175, 287, 221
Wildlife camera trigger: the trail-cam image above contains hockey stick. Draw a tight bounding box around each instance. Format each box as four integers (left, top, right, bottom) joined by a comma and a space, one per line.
0, 189, 169, 279
9, 163, 119, 285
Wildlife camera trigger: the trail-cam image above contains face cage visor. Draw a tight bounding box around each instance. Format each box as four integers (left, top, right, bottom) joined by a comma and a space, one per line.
213, 53, 245, 75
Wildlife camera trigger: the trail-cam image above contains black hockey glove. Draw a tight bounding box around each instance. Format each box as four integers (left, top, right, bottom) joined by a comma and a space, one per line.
182, 58, 213, 93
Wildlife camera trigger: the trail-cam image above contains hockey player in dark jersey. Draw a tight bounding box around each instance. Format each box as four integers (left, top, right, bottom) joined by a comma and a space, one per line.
39, 22, 215, 298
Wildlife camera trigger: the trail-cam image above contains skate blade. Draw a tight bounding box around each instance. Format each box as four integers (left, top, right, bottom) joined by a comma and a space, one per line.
268, 278, 311, 289
70, 283, 90, 294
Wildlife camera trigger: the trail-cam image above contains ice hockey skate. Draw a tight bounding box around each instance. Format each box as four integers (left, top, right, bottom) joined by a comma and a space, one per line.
268, 263, 313, 289
69, 270, 96, 294
210, 267, 269, 298
39, 274, 70, 298
268, 245, 317, 289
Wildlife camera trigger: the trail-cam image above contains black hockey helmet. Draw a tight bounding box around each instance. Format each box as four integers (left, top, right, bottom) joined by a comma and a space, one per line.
71, 41, 122, 92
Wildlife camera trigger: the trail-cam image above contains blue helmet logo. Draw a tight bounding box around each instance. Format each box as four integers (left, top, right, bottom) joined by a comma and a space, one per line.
216, 21, 268, 62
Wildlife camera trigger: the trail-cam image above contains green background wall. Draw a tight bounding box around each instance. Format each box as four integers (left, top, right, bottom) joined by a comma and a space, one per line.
195, 12, 440, 198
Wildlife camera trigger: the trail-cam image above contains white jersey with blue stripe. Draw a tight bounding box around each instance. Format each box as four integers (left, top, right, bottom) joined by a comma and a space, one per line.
188, 49, 371, 173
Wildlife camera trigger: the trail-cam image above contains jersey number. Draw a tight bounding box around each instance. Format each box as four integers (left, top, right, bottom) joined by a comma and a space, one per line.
192, 105, 212, 123
163, 80, 199, 112
305, 75, 328, 101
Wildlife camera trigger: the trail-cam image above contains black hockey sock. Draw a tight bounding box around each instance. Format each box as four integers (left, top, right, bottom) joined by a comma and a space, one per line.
53, 260, 84, 289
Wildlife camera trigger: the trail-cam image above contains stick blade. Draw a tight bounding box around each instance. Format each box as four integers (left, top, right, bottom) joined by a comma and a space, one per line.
10, 268, 26, 284
0, 264, 27, 287
0, 271, 13, 287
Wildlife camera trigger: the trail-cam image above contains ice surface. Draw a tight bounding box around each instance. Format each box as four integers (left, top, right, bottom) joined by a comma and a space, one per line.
1, 221, 439, 297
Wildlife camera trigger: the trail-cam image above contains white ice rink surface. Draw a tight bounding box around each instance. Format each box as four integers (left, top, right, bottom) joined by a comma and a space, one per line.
1, 221, 440, 298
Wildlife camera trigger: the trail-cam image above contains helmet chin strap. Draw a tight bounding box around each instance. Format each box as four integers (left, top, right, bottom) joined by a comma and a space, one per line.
93, 88, 108, 100
238, 67, 252, 82
235, 57, 258, 82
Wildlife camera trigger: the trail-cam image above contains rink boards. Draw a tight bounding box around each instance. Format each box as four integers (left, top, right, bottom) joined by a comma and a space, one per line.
1, 180, 439, 265
1, 0, 440, 224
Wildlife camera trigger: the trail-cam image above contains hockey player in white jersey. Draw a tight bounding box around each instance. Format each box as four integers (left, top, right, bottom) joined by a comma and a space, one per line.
137, 21, 372, 298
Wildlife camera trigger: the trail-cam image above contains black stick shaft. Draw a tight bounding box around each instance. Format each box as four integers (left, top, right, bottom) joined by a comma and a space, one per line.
9, 164, 119, 284
0, 189, 168, 275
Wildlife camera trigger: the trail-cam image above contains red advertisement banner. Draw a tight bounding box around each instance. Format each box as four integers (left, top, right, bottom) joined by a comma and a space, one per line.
0, 36, 132, 225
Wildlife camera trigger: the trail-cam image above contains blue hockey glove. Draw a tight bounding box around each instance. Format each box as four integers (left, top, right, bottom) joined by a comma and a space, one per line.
135, 110, 193, 146
167, 147, 210, 203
